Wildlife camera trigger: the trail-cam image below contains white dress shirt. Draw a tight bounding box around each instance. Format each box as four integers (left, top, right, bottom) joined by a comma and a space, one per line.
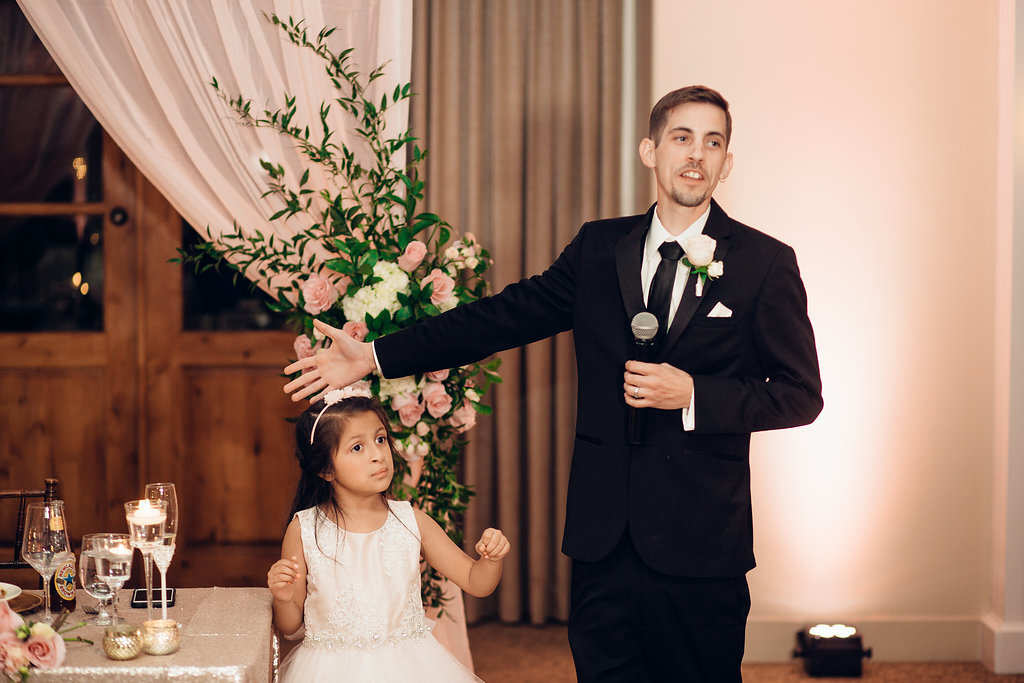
641, 204, 710, 431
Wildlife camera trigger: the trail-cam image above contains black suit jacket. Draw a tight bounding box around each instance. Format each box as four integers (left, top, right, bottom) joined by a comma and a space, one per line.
375, 201, 822, 577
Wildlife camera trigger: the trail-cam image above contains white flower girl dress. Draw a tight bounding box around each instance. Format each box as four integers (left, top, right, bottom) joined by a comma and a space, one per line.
279, 499, 483, 682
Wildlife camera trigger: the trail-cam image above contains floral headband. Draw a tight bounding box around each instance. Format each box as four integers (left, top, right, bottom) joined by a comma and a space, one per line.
309, 383, 373, 444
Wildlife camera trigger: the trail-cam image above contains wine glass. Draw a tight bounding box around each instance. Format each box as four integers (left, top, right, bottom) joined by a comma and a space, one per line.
81, 533, 132, 624
145, 483, 177, 621
124, 499, 166, 623
20, 501, 71, 624
80, 534, 114, 624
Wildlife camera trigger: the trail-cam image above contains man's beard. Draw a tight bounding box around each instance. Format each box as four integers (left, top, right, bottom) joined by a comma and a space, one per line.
670, 186, 709, 208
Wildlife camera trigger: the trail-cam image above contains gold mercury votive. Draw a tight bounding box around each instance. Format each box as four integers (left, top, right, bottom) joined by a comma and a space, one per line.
103, 624, 144, 660
142, 619, 181, 655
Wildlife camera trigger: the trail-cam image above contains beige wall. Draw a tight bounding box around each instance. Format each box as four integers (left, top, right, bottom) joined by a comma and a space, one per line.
650, 0, 1002, 662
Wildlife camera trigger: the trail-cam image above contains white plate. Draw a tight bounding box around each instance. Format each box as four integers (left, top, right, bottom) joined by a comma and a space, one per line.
0, 582, 22, 602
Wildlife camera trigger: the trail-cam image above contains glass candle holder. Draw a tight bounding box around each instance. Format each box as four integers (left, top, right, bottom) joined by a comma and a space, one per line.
102, 624, 144, 660
143, 619, 181, 655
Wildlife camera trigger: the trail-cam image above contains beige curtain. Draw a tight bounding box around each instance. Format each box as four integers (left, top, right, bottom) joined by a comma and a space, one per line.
412, 0, 650, 624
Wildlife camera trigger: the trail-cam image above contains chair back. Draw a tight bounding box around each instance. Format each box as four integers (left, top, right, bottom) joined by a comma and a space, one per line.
0, 478, 59, 570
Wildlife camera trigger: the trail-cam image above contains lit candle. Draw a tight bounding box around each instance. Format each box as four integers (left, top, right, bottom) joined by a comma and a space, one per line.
131, 499, 166, 525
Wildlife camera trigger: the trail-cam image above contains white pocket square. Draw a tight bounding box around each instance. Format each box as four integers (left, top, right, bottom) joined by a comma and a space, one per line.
707, 302, 732, 318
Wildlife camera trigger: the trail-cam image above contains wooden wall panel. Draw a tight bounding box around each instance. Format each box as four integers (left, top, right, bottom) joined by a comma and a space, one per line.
0, 369, 106, 541
182, 368, 300, 545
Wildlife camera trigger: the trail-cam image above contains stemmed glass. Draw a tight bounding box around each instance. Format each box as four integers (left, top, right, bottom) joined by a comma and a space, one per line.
124, 499, 166, 623
80, 534, 114, 625
20, 501, 71, 624
145, 483, 178, 622
80, 533, 132, 625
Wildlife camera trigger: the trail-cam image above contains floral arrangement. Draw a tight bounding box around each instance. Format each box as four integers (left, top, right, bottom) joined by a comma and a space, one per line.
174, 15, 500, 610
680, 234, 723, 297
0, 602, 90, 681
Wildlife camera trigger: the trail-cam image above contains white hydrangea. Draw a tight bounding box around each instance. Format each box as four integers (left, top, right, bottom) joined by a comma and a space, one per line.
378, 375, 420, 402
437, 294, 459, 313
341, 260, 410, 324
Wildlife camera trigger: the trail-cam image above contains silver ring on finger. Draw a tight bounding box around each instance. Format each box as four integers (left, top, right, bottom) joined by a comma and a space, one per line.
633, 385, 640, 399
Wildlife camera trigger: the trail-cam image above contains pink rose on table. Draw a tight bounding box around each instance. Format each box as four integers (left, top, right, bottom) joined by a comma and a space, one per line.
681, 234, 717, 267
342, 321, 369, 342
421, 269, 456, 306
398, 240, 427, 272
301, 274, 338, 315
422, 381, 453, 418
0, 602, 24, 633
2, 642, 29, 679
392, 393, 425, 428
449, 403, 477, 433
25, 631, 65, 669
425, 369, 449, 382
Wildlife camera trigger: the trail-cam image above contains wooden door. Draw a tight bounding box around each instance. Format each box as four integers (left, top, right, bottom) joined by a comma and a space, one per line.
0, 4, 301, 587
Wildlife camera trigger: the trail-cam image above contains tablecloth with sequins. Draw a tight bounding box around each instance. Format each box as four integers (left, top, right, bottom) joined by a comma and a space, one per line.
31, 586, 274, 682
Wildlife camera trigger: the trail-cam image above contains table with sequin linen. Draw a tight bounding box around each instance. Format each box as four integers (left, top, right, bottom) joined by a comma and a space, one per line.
32, 587, 274, 682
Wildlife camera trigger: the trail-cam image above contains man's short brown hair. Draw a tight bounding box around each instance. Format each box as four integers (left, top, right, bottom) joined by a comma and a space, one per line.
648, 86, 731, 148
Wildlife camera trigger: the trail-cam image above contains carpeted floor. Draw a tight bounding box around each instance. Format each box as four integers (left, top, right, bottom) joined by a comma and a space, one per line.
467, 622, 1024, 683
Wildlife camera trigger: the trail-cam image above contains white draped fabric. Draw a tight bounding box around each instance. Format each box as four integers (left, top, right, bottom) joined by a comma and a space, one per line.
16, 0, 412, 293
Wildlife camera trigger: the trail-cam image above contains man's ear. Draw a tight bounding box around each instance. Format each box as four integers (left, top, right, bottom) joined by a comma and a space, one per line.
720, 152, 734, 181
639, 138, 657, 169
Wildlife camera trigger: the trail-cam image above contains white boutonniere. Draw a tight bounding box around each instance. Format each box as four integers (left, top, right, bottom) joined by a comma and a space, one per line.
681, 234, 723, 297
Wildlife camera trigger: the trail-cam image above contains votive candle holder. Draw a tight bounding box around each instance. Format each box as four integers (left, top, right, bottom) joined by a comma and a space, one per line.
102, 624, 144, 660
142, 619, 181, 655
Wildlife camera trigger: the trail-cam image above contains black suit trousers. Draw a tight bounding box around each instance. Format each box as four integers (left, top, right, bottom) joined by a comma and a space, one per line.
568, 530, 750, 683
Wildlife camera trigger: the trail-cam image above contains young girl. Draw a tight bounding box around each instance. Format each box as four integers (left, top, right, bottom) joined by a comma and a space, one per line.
269, 384, 509, 682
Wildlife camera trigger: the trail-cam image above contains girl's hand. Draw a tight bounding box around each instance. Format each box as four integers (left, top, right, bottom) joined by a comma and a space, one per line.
268, 555, 302, 602
475, 528, 510, 562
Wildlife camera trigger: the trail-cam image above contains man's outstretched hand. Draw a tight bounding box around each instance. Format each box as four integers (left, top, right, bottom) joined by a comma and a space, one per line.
283, 320, 377, 403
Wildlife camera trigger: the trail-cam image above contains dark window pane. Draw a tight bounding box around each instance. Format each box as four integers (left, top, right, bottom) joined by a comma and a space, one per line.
181, 223, 291, 331
0, 1, 63, 75
0, 87, 102, 203
0, 214, 103, 331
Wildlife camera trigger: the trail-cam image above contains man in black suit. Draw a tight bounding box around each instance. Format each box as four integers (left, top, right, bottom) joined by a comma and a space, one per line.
284, 86, 822, 682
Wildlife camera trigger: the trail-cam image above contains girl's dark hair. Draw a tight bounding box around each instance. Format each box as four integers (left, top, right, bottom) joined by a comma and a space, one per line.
288, 396, 398, 524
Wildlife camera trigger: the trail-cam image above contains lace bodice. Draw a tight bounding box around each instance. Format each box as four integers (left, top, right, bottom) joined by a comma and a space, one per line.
296, 500, 432, 649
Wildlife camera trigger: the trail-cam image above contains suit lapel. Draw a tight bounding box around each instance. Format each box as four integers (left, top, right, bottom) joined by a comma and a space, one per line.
657, 200, 733, 359
615, 205, 655, 323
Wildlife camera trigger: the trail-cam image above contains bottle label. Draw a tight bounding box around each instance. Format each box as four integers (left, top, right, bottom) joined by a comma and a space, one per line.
54, 557, 76, 600
48, 515, 64, 532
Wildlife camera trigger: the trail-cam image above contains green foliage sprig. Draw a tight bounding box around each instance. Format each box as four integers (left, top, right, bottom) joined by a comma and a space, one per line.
175, 14, 501, 611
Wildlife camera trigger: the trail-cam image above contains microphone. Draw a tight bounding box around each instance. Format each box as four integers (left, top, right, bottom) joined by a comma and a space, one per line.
627, 312, 658, 445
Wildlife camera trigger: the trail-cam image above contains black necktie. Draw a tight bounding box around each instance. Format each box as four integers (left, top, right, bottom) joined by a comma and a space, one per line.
648, 241, 684, 334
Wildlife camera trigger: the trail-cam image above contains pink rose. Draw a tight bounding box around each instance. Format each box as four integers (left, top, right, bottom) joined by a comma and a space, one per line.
391, 394, 425, 428
425, 369, 449, 382
0, 602, 24, 633
449, 403, 477, 433
421, 269, 456, 306
25, 633, 65, 669
301, 274, 338, 315
2, 641, 29, 679
293, 335, 314, 360
422, 382, 453, 418
398, 240, 428, 272
342, 321, 369, 342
